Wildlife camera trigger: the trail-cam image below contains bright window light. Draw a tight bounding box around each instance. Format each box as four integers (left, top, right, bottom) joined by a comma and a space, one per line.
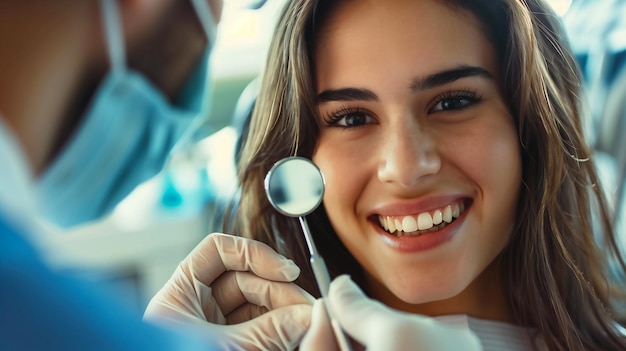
546, 0, 573, 16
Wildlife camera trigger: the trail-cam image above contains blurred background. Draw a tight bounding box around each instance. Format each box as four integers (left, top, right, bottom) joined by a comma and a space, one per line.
32, 0, 626, 313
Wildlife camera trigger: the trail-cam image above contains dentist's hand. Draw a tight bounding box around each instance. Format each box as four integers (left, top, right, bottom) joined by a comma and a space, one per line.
144, 233, 314, 351
300, 275, 482, 351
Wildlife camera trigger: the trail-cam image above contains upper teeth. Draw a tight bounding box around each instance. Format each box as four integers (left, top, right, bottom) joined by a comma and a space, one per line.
379, 202, 465, 233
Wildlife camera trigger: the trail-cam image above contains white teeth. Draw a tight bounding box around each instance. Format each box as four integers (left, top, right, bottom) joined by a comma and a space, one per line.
433, 209, 443, 225
401, 216, 418, 232
378, 201, 466, 234
417, 212, 433, 230
452, 203, 460, 218
388, 217, 396, 233
443, 205, 453, 223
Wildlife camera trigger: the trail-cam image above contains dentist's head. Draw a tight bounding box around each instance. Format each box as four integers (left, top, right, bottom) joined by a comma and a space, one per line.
1, 0, 222, 227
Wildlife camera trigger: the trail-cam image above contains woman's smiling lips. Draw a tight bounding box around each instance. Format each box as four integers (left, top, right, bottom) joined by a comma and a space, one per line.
368, 197, 472, 253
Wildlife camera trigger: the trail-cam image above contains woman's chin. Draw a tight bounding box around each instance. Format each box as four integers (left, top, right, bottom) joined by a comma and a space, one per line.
384, 283, 466, 310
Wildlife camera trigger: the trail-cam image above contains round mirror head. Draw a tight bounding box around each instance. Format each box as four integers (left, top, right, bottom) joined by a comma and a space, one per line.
265, 157, 325, 217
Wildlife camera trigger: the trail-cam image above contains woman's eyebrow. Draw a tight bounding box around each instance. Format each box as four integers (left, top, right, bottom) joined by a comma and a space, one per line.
316, 65, 493, 103
410, 65, 493, 91
317, 87, 379, 103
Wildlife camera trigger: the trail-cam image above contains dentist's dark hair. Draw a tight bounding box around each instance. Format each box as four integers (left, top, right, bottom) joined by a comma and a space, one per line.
227, 0, 626, 349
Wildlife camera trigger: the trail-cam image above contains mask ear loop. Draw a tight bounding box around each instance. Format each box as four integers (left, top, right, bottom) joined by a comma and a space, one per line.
190, 0, 218, 48
100, 0, 126, 74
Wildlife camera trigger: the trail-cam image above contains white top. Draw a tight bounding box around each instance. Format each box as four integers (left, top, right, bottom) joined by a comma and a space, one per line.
435, 315, 547, 351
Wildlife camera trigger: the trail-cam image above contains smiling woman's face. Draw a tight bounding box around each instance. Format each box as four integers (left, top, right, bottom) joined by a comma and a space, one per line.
312, 0, 522, 318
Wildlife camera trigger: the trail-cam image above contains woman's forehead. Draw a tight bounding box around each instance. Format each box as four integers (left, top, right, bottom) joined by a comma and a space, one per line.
313, 0, 497, 94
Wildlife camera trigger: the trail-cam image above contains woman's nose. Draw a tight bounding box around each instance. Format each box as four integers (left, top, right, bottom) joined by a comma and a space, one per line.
377, 122, 441, 188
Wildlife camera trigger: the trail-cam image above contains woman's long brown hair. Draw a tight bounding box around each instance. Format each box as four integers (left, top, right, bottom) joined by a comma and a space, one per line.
227, 0, 626, 349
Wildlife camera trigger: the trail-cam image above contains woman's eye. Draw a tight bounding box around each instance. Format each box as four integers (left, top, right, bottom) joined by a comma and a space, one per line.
341, 113, 372, 126
324, 109, 375, 127
430, 92, 480, 113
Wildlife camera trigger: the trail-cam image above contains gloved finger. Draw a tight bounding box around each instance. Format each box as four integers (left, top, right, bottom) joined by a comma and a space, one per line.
327, 275, 415, 349
211, 271, 314, 316
327, 275, 481, 350
144, 263, 224, 323
206, 271, 246, 316
300, 299, 339, 351
181, 233, 301, 286
326, 275, 391, 334
226, 303, 269, 325
214, 304, 313, 351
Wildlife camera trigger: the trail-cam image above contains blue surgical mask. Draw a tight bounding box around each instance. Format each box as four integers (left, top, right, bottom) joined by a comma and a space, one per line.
36, 0, 218, 228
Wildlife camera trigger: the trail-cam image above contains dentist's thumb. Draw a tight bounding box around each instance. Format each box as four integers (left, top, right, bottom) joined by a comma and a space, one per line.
323, 275, 482, 351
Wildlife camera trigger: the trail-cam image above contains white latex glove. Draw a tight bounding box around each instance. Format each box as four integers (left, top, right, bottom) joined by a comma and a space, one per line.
144, 232, 315, 351
300, 275, 482, 351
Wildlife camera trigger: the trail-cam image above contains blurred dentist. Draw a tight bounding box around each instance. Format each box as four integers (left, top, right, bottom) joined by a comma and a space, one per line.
0, 0, 312, 350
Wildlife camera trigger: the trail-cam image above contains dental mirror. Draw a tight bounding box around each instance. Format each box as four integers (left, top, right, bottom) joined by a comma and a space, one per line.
265, 157, 324, 217
265, 157, 352, 351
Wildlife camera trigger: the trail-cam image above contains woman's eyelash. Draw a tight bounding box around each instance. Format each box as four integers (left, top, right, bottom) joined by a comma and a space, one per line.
430, 90, 482, 112
323, 106, 369, 126
436, 89, 480, 101
322, 90, 481, 126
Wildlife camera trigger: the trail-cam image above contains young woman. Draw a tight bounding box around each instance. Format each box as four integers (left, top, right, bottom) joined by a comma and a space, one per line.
229, 0, 626, 349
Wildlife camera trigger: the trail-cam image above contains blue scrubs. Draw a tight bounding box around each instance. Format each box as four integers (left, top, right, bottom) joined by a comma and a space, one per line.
0, 214, 210, 350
